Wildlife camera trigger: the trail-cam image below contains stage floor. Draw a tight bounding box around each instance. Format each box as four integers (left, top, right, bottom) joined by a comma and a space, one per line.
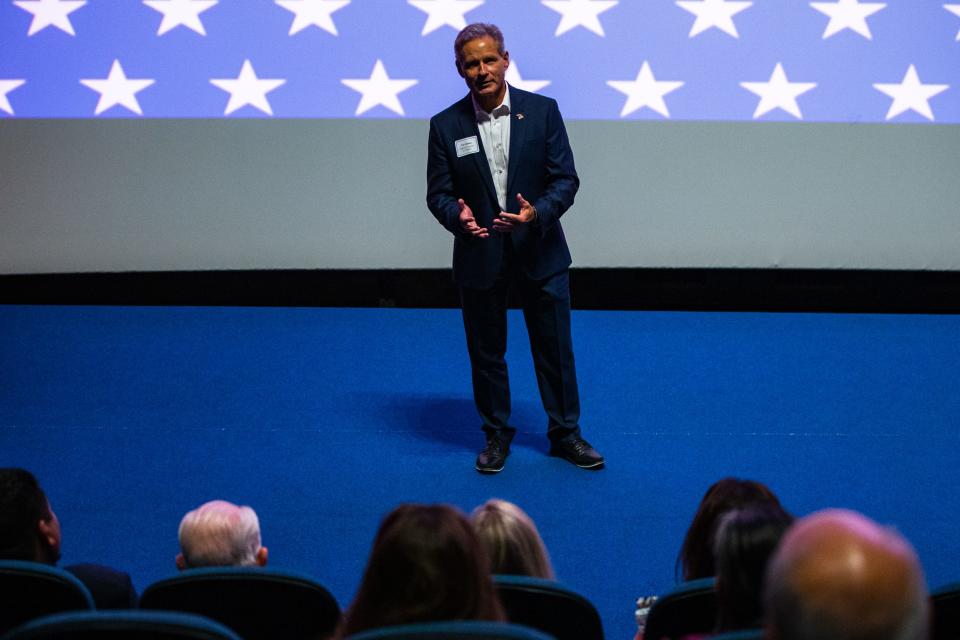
2, 305, 958, 639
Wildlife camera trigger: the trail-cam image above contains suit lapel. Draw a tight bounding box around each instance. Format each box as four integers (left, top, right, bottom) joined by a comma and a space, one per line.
455, 96, 498, 207
505, 87, 527, 208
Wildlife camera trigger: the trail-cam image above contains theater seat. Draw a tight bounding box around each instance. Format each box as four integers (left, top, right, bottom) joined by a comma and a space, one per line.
344, 620, 555, 639
2, 610, 240, 639
493, 574, 603, 640
140, 567, 340, 640
932, 581, 960, 640
0, 560, 94, 636
710, 629, 763, 640
642, 577, 717, 640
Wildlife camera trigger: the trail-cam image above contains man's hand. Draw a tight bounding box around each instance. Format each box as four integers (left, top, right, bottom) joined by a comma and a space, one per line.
458, 198, 489, 238
492, 193, 537, 233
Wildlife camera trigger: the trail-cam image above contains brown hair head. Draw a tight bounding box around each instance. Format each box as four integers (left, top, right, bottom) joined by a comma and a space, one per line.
342, 503, 504, 636
713, 504, 794, 631
677, 477, 785, 581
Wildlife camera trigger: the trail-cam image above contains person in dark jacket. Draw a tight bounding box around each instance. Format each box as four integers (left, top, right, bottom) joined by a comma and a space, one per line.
0, 467, 137, 608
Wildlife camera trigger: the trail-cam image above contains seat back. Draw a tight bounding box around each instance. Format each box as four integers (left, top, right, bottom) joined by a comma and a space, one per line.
140, 567, 341, 640
710, 629, 764, 640
3, 610, 241, 639
493, 574, 603, 640
932, 581, 960, 640
0, 560, 95, 636
344, 620, 556, 640
643, 577, 717, 640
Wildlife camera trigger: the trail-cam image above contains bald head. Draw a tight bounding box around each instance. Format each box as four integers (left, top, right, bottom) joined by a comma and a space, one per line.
765, 509, 927, 640
176, 500, 267, 570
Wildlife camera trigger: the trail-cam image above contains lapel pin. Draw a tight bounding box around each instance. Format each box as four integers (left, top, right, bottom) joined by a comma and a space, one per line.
516, 113, 524, 120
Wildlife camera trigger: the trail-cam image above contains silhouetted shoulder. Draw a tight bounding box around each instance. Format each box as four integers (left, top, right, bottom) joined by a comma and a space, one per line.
66, 563, 138, 609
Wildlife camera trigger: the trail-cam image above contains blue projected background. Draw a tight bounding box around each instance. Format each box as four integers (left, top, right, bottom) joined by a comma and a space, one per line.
1, 0, 959, 122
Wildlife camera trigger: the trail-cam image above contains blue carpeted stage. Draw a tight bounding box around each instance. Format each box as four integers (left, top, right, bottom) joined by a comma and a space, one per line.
2, 305, 958, 639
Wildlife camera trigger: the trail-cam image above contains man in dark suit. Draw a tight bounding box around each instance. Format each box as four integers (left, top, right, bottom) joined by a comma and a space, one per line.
427, 23, 604, 473
0, 468, 137, 608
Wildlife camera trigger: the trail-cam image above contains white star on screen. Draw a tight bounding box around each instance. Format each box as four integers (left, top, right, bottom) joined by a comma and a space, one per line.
210, 60, 286, 116
506, 63, 550, 93
541, 0, 618, 37
606, 61, 684, 118
809, 0, 885, 40
408, 0, 483, 36
13, 0, 86, 36
740, 63, 817, 119
873, 65, 949, 121
675, 0, 752, 39
143, 0, 218, 36
0, 80, 27, 115
341, 60, 418, 116
276, 0, 350, 36
80, 60, 155, 115
945, 4, 960, 41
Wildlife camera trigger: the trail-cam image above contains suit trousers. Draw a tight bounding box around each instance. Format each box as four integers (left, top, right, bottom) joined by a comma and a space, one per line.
459, 240, 581, 443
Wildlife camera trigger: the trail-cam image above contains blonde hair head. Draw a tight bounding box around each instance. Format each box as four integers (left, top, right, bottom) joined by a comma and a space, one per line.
470, 499, 554, 580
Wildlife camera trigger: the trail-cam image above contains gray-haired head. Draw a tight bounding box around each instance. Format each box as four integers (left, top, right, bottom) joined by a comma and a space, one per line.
454, 23, 506, 69
176, 500, 267, 569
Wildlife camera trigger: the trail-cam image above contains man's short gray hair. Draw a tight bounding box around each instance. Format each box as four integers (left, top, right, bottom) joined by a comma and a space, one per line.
454, 23, 506, 66
178, 500, 262, 568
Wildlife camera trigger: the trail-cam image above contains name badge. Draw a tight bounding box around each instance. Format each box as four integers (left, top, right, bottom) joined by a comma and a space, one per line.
455, 136, 480, 158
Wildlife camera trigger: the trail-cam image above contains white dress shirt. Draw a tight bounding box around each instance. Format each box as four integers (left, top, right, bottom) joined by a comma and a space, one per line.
472, 85, 512, 211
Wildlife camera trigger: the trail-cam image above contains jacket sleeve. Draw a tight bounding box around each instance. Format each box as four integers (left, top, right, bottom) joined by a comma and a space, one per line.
532, 99, 579, 239
426, 116, 464, 236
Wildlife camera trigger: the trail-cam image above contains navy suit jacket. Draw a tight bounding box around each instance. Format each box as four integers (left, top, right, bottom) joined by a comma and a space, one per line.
427, 87, 579, 289
65, 563, 138, 609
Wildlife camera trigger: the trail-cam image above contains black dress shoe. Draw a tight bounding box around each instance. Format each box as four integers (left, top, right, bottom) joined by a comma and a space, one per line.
476, 437, 510, 473
549, 435, 605, 469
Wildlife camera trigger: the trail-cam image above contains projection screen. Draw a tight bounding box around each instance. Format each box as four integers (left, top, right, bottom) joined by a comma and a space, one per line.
1, 1, 958, 273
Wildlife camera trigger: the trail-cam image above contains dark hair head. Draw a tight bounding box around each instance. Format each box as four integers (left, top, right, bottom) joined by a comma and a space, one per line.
677, 477, 785, 581
713, 504, 794, 631
0, 468, 52, 561
343, 503, 504, 636
454, 23, 506, 68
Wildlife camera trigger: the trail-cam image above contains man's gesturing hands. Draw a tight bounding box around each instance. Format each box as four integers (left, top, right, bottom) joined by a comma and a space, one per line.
460, 193, 537, 239
458, 199, 489, 238
493, 193, 536, 233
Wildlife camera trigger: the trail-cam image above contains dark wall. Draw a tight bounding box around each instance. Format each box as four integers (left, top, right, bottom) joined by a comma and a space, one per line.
2, 269, 958, 313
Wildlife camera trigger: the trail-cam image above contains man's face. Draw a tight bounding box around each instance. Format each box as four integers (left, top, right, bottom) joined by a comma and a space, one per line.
38, 499, 62, 564
458, 36, 509, 106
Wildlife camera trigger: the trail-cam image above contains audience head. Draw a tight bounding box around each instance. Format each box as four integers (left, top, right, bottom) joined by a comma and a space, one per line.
678, 477, 784, 581
0, 468, 61, 564
765, 508, 928, 640
342, 503, 504, 636
712, 504, 793, 631
176, 500, 267, 569
470, 498, 554, 579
